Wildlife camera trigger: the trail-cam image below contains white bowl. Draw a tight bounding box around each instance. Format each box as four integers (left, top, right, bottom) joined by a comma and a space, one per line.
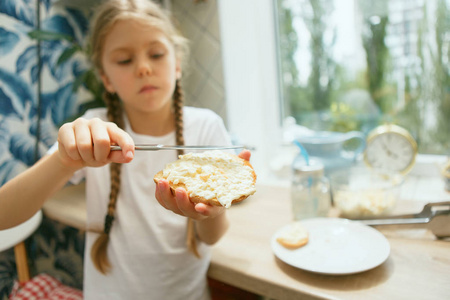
331, 168, 404, 219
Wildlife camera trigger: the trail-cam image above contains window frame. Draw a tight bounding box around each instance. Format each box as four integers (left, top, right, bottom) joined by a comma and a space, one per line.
219, 0, 282, 182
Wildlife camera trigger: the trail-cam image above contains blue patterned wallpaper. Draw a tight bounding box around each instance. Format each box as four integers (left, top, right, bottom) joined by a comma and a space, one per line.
0, 0, 95, 185
0, 0, 92, 297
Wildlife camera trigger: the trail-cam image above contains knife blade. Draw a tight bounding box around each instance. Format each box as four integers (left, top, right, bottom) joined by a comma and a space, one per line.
110, 144, 250, 151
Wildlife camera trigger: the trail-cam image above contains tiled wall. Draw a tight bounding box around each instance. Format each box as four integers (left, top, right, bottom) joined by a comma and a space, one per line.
171, 0, 228, 123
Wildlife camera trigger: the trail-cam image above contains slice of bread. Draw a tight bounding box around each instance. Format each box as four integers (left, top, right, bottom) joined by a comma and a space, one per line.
276, 222, 309, 249
154, 150, 256, 208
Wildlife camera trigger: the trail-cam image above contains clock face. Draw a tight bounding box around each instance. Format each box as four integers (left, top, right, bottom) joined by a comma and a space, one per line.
365, 131, 416, 173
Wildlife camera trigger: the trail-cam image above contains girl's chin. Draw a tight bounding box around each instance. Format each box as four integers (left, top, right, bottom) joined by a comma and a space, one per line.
125, 99, 172, 114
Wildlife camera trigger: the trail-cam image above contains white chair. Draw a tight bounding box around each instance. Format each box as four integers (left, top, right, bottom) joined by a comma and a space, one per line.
0, 211, 42, 285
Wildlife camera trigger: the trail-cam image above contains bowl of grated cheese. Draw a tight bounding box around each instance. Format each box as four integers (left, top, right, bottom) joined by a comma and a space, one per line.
330, 167, 404, 219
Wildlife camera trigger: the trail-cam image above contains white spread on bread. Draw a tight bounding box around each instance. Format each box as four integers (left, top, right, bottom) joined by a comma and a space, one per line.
279, 222, 308, 244
162, 150, 256, 208
277, 222, 309, 249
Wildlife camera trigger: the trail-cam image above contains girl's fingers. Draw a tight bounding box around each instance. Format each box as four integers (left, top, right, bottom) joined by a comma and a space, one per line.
73, 119, 95, 163
155, 181, 168, 209
157, 180, 182, 215
194, 203, 224, 218
90, 118, 111, 163
194, 203, 210, 215
155, 181, 205, 219
58, 123, 81, 161
58, 118, 135, 168
106, 122, 135, 163
175, 188, 198, 217
238, 149, 251, 161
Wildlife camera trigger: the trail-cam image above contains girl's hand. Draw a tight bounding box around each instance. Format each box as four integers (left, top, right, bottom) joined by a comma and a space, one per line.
237, 149, 251, 161
155, 180, 225, 220
155, 150, 252, 219
57, 117, 135, 170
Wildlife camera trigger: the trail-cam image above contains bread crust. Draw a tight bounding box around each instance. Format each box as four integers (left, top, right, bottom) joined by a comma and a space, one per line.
276, 235, 309, 249
153, 153, 256, 207
276, 222, 309, 249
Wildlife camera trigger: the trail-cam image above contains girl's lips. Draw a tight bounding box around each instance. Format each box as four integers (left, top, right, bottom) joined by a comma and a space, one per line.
139, 85, 158, 93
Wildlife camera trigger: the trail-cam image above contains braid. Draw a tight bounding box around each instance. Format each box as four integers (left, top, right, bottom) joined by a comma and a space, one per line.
91, 91, 125, 274
173, 80, 185, 156
104, 91, 125, 129
173, 80, 200, 258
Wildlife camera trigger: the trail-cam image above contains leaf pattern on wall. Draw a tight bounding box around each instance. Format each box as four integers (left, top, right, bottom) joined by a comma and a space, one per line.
0, 0, 36, 26
0, 0, 88, 297
16, 45, 38, 81
0, 88, 17, 117
0, 28, 19, 55
0, 67, 36, 113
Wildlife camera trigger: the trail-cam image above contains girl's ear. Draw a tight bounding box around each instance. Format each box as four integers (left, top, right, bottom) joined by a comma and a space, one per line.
101, 73, 116, 93
175, 59, 182, 80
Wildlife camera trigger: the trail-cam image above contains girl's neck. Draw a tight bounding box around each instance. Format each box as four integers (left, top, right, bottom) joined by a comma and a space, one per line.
124, 104, 175, 136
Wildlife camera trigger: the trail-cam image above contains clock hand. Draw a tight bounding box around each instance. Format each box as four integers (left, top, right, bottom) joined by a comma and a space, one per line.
382, 143, 392, 157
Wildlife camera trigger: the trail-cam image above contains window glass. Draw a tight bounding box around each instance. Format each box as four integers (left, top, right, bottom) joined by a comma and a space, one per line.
275, 0, 450, 154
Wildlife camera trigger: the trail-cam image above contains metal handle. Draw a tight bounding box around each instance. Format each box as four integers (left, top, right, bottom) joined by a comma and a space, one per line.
359, 217, 430, 231
357, 207, 450, 238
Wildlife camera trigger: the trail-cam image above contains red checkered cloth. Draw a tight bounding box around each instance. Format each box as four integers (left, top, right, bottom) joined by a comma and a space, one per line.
9, 274, 83, 300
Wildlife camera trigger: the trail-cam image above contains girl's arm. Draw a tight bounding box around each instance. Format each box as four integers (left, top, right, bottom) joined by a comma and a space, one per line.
0, 152, 75, 229
194, 208, 229, 245
0, 117, 135, 230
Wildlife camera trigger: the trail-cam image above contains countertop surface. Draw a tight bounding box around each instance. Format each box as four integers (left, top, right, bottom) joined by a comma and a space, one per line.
43, 177, 450, 300
207, 184, 450, 300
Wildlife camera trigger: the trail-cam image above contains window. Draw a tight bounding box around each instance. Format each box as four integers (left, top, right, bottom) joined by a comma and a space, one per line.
219, 0, 282, 180
275, 0, 450, 154
219, 0, 448, 182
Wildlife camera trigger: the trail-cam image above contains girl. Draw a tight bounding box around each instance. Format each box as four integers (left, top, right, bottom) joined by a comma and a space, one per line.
0, 0, 251, 299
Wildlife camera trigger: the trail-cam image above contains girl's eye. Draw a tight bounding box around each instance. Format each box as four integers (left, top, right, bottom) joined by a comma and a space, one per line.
151, 53, 164, 59
117, 59, 131, 65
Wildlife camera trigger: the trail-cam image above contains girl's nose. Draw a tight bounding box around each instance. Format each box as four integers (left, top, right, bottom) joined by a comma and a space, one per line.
136, 59, 152, 77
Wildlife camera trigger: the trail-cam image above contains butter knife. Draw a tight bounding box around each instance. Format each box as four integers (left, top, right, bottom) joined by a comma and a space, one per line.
110, 144, 249, 151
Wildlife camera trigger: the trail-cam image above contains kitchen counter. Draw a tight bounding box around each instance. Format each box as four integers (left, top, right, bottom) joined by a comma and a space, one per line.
43, 180, 450, 299
209, 184, 450, 300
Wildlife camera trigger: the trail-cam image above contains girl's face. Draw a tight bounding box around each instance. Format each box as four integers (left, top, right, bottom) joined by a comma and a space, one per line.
100, 19, 181, 116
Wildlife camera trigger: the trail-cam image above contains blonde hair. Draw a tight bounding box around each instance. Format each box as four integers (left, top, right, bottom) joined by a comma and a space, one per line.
87, 0, 197, 275
89, 0, 189, 73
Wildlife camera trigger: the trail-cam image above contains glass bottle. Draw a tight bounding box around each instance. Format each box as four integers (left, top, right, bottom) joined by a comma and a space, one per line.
291, 159, 331, 220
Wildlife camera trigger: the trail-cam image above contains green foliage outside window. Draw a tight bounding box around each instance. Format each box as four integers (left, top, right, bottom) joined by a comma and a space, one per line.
275, 0, 450, 154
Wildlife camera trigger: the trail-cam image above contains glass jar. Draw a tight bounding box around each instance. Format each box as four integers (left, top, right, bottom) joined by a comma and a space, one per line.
291, 159, 331, 220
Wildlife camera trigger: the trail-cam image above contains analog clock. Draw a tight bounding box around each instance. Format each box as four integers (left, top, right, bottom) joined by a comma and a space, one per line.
364, 124, 418, 175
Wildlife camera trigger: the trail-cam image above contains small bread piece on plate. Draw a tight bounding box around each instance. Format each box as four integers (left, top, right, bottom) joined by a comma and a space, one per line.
154, 150, 257, 208
276, 222, 309, 249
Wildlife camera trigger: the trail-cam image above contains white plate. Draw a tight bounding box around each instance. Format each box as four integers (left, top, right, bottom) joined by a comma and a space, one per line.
271, 218, 390, 275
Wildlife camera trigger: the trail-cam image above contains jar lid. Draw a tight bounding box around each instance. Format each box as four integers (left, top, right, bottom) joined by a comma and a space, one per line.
292, 159, 324, 176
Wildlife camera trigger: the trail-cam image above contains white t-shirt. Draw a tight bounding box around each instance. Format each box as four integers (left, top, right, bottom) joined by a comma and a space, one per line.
53, 107, 232, 300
